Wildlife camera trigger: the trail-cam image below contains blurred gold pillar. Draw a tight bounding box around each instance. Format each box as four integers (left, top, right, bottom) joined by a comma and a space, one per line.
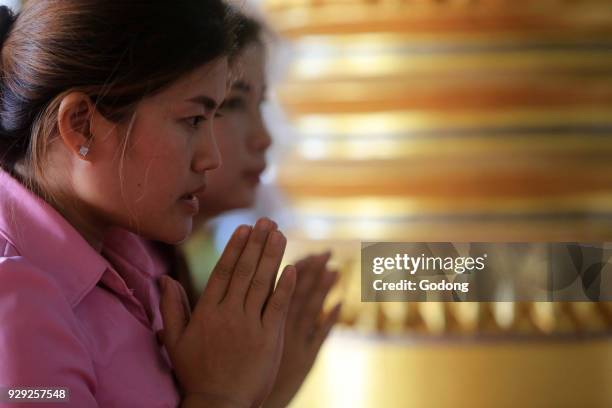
263, 0, 612, 406
291, 334, 612, 408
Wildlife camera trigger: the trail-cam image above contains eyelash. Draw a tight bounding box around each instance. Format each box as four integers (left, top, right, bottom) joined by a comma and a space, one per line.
187, 116, 206, 129
186, 112, 224, 129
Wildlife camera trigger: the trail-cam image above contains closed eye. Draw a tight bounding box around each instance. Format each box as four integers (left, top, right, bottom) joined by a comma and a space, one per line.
220, 97, 247, 112
187, 115, 206, 129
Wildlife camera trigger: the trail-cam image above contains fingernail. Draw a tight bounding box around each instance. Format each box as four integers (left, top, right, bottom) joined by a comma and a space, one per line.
285, 265, 296, 280
318, 251, 332, 263
257, 218, 271, 230
236, 225, 251, 239
269, 230, 283, 245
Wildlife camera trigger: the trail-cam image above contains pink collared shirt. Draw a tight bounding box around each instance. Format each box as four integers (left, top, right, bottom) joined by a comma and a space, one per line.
0, 169, 180, 407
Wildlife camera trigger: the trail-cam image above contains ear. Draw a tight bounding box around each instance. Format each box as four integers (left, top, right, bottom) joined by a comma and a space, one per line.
57, 92, 95, 161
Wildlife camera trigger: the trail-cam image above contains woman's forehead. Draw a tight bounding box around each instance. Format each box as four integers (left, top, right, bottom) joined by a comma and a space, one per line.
151, 58, 229, 105
228, 44, 266, 91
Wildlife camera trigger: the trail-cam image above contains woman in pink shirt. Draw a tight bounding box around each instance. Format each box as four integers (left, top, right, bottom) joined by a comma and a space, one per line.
0, 2, 296, 407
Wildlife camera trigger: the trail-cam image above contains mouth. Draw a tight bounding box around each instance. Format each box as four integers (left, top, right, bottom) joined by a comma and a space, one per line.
179, 194, 199, 214
243, 171, 262, 186
188, 183, 208, 197
243, 165, 266, 185
179, 183, 207, 213
180, 193, 198, 201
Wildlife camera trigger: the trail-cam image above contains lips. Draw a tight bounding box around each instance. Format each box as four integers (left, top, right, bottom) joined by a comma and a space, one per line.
243, 166, 265, 186
244, 163, 266, 178
180, 183, 207, 200
179, 194, 199, 214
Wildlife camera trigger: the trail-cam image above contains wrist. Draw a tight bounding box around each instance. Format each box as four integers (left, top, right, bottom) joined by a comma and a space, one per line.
263, 376, 304, 408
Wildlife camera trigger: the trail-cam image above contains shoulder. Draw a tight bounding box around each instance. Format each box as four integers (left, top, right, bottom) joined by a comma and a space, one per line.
0, 240, 71, 310
0, 244, 83, 347
0, 245, 99, 403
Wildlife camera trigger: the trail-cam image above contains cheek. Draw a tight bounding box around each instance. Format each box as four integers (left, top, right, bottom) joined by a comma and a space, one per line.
121, 124, 191, 207
215, 115, 249, 146
131, 119, 190, 163
205, 149, 252, 203
215, 123, 248, 171
207, 160, 237, 191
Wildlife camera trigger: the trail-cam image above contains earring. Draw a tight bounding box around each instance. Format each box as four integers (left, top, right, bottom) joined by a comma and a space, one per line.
79, 132, 94, 158
78, 145, 90, 157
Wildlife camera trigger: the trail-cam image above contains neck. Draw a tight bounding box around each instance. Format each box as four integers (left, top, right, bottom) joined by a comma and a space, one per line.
56, 203, 106, 252
14, 161, 106, 252
194, 211, 217, 231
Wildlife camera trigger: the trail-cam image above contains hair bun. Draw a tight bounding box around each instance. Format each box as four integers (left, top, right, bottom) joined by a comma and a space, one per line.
0, 5, 16, 48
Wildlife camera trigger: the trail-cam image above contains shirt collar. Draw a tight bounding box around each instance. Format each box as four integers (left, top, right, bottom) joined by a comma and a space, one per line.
0, 169, 138, 307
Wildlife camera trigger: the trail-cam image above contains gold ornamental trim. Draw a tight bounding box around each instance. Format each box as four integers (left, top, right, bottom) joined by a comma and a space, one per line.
291, 31, 612, 50
264, 0, 612, 36
292, 108, 612, 135
279, 80, 612, 114
287, 217, 612, 241
276, 158, 612, 197
292, 135, 612, 161
289, 194, 612, 217
288, 52, 612, 81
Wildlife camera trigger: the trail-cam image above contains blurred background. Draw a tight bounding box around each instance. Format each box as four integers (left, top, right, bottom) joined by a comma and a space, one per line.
11, 0, 612, 406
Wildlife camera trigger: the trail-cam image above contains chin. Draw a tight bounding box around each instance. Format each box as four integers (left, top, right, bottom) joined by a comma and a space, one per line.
234, 188, 257, 209
154, 219, 193, 245
197, 189, 256, 218
223, 198, 255, 213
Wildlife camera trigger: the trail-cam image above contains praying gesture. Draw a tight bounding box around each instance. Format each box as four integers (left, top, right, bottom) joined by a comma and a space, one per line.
265, 252, 342, 408
159, 218, 294, 408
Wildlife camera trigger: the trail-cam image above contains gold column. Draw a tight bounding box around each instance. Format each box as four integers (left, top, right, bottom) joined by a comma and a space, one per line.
263, 1, 612, 406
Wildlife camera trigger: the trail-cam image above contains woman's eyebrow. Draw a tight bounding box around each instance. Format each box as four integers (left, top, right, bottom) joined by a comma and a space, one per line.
185, 95, 221, 110
231, 80, 251, 93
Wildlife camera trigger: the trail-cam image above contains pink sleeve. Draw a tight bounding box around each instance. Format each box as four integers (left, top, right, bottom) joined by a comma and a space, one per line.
0, 258, 99, 407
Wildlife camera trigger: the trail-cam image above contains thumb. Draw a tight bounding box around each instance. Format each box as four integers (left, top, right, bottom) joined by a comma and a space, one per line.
158, 275, 188, 352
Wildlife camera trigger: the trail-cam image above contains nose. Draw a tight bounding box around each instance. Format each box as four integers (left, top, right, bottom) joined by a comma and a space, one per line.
248, 113, 272, 153
192, 121, 222, 174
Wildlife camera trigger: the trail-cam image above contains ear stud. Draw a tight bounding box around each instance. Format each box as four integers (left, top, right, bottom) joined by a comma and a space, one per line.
78, 145, 90, 157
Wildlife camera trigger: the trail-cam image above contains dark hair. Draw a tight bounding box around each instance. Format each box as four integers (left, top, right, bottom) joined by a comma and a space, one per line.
230, 10, 266, 62
0, 5, 18, 166
0, 0, 235, 178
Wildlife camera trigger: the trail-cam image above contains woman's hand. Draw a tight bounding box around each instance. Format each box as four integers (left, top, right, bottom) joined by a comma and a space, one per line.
158, 218, 295, 408
264, 252, 342, 408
